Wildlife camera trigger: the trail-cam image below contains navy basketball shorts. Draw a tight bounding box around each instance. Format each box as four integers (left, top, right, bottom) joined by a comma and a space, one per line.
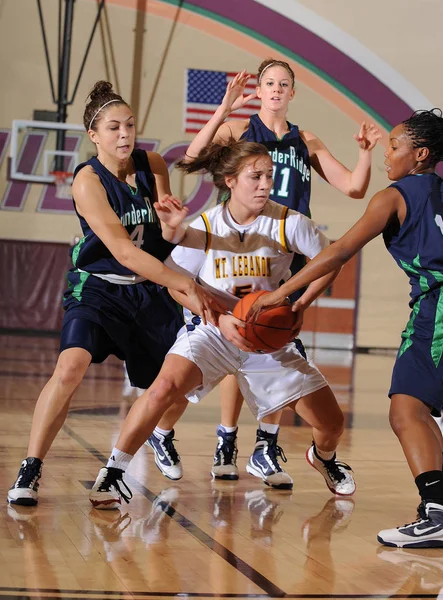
389, 288, 443, 413
61, 271, 183, 389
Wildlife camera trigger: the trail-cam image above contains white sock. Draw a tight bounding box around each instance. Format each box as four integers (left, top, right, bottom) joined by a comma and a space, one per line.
107, 448, 133, 471
259, 422, 279, 435
154, 426, 172, 437
219, 424, 237, 433
314, 445, 335, 462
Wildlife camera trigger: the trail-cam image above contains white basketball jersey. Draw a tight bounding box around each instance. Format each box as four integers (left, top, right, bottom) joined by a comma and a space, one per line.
166, 200, 329, 311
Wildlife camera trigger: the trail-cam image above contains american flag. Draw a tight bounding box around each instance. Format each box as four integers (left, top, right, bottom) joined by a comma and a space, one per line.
184, 68, 261, 134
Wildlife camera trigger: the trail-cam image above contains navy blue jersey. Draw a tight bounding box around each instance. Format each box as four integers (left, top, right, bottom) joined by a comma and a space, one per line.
70, 149, 174, 275
383, 173, 443, 305
240, 114, 311, 217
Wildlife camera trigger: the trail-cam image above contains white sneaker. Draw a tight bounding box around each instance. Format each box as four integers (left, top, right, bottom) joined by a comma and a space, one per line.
377, 501, 443, 548
8, 458, 42, 506
306, 444, 355, 496
246, 429, 293, 490
211, 426, 239, 480
145, 430, 183, 480
89, 467, 133, 510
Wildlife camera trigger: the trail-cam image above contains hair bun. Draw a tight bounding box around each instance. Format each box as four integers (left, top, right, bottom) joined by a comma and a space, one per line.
88, 81, 114, 102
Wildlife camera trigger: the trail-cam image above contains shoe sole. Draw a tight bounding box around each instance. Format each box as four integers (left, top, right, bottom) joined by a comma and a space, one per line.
305, 448, 356, 496
377, 534, 443, 548
211, 470, 239, 481
246, 463, 293, 490
89, 498, 121, 510
7, 496, 38, 506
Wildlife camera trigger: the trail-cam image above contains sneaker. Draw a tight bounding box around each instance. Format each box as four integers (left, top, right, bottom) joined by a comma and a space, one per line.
145, 430, 183, 480
246, 429, 293, 490
211, 426, 239, 480
7, 458, 43, 506
89, 467, 133, 510
306, 443, 355, 496
377, 501, 443, 548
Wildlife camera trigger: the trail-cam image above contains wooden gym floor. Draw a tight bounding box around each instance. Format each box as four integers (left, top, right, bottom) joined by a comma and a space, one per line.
1, 333, 442, 600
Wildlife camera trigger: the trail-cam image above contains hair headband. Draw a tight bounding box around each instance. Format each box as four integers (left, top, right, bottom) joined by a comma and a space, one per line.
258, 61, 293, 85
258, 62, 278, 83
89, 99, 120, 130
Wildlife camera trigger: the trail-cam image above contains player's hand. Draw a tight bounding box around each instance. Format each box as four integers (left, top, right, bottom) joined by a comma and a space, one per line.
218, 314, 255, 352
221, 70, 257, 114
154, 194, 189, 229
353, 122, 382, 151
184, 281, 226, 326
246, 290, 287, 323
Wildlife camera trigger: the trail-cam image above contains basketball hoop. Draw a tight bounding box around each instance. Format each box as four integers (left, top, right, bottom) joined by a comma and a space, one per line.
50, 171, 73, 199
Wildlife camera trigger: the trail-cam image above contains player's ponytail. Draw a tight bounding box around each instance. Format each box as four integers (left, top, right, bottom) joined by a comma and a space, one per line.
83, 81, 128, 131
178, 139, 270, 193
402, 108, 443, 167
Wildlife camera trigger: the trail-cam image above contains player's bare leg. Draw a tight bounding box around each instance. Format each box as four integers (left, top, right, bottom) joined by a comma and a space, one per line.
8, 348, 91, 506
90, 355, 202, 509
291, 386, 355, 496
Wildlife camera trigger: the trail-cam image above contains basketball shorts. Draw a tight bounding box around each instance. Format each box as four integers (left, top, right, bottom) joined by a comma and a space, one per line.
61, 270, 183, 389
168, 320, 328, 419
389, 288, 443, 413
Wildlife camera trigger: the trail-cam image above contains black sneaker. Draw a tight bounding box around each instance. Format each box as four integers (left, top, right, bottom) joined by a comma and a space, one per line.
145, 430, 183, 480
211, 426, 239, 480
246, 429, 293, 489
8, 458, 43, 506
89, 467, 133, 510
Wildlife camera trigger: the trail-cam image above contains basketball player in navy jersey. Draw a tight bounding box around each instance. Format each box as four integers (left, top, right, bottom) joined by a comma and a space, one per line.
88, 139, 356, 510
146, 59, 381, 490
250, 109, 443, 548
7, 81, 222, 507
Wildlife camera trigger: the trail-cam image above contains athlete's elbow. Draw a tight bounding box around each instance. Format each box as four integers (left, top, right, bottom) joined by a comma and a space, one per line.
348, 188, 366, 199
113, 244, 134, 269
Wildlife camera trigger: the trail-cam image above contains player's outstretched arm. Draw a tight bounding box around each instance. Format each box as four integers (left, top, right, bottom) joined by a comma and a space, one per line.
304, 122, 382, 199
247, 187, 402, 320
183, 71, 254, 162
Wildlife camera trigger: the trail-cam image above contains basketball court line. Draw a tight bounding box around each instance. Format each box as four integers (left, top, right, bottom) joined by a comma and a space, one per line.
0, 586, 439, 599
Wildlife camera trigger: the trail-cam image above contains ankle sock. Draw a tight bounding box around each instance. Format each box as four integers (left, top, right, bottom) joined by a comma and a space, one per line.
313, 444, 335, 462
259, 423, 279, 435
219, 424, 237, 434
154, 426, 172, 437
107, 448, 133, 471
416, 470, 443, 503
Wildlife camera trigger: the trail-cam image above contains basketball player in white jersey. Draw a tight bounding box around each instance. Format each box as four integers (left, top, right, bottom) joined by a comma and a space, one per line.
89, 139, 356, 509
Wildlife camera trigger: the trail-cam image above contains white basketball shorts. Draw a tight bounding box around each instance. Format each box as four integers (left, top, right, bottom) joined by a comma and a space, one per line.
167, 321, 328, 420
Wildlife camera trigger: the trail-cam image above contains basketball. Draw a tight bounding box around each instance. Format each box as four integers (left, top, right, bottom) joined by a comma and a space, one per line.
232, 290, 297, 352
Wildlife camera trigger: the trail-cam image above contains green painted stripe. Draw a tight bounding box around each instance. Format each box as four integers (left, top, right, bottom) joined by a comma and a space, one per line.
71, 271, 90, 302
72, 236, 87, 267
160, 0, 392, 131
400, 259, 420, 276
431, 287, 443, 367
398, 298, 422, 359
411, 255, 430, 293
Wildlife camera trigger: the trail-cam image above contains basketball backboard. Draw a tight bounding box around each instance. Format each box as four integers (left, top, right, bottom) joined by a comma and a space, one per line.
9, 119, 90, 185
